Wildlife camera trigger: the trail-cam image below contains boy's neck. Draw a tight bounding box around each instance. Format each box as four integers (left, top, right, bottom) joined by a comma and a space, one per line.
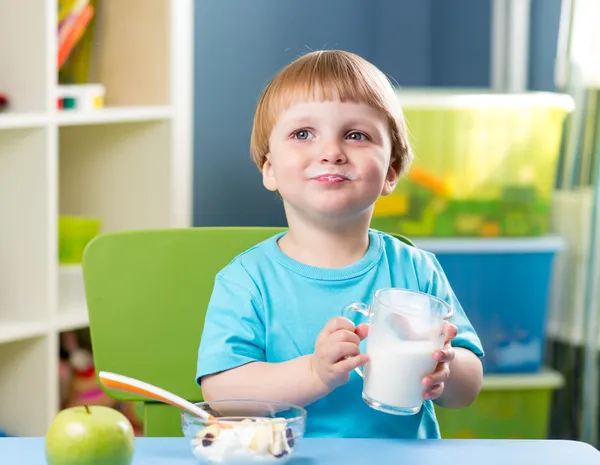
278, 213, 372, 269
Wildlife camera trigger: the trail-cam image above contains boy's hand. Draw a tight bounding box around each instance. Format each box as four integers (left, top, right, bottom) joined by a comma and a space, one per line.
311, 317, 369, 390
422, 323, 458, 401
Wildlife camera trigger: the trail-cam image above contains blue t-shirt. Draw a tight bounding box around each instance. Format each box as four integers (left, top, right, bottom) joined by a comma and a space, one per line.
196, 229, 484, 439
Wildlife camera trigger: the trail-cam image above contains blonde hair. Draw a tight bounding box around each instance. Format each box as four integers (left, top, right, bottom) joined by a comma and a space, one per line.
250, 50, 413, 175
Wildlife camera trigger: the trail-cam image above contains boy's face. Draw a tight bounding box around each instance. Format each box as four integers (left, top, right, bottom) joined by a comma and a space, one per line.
262, 99, 397, 222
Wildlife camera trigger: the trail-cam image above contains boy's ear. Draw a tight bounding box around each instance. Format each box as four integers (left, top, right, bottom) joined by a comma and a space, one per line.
381, 159, 399, 196
262, 154, 278, 192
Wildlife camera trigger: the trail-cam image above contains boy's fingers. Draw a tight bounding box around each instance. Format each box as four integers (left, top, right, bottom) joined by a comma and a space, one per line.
423, 363, 449, 387
354, 323, 369, 340
445, 323, 458, 342
317, 317, 355, 345
323, 317, 355, 336
424, 383, 444, 401
335, 353, 369, 373
327, 342, 360, 363
434, 347, 455, 363
331, 329, 361, 346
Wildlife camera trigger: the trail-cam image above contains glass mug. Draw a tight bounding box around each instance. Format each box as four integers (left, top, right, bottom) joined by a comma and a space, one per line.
343, 288, 454, 415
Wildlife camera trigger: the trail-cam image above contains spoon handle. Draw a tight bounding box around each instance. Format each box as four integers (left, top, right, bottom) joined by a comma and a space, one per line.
98, 371, 211, 420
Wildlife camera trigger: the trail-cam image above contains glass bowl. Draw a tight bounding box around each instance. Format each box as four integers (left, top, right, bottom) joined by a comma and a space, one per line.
181, 399, 307, 463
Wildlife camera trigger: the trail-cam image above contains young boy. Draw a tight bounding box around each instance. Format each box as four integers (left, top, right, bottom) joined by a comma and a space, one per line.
196, 50, 484, 439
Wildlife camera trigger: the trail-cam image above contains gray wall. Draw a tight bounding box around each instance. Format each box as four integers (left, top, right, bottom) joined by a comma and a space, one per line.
529, 0, 562, 91
430, 0, 491, 87
193, 0, 558, 227
371, 0, 433, 87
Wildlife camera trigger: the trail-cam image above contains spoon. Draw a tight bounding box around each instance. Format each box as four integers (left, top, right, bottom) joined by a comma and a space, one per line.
98, 371, 212, 420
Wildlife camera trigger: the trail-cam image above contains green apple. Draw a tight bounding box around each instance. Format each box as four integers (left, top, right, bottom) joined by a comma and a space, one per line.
45, 405, 135, 465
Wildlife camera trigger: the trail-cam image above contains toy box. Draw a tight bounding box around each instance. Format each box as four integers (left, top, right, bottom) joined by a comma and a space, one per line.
434, 369, 564, 438
372, 90, 574, 237
416, 236, 565, 373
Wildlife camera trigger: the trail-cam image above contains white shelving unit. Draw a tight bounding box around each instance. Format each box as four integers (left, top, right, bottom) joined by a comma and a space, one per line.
0, 0, 194, 436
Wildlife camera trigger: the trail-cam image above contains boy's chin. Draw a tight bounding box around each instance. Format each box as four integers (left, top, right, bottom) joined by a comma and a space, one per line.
310, 202, 374, 222
283, 196, 376, 222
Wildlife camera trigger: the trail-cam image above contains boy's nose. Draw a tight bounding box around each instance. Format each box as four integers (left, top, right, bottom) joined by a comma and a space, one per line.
319, 140, 347, 164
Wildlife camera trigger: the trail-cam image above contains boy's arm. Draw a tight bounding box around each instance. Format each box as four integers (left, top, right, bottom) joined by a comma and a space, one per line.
201, 356, 329, 407
435, 347, 483, 409
202, 318, 369, 407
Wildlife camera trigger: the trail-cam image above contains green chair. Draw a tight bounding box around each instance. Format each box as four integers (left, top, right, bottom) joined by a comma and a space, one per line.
82, 227, 414, 437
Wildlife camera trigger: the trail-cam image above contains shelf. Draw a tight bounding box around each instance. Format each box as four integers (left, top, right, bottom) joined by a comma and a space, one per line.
0, 321, 49, 345
55, 310, 89, 332
56, 106, 173, 126
0, 128, 52, 323
0, 0, 193, 437
0, 1, 49, 112
0, 337, 54, 436
0, 113, 48, 130
59, 121, 173, 232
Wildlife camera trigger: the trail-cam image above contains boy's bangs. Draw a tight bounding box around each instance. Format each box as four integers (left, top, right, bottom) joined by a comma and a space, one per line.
266, 60, 388, 126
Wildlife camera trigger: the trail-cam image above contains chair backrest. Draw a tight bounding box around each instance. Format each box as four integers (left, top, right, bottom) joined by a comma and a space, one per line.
82, 227, 413, 436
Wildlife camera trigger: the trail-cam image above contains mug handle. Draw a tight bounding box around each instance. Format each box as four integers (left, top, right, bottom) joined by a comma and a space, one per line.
342, 302, 371, 378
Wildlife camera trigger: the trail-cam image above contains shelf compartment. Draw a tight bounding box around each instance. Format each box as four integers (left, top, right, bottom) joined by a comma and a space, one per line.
59, 121, 173, 232
0, 336, 54, 436
0, 1, 50, 112
55, 310, 89, 332
0, 128, 52, 323
57, 265, 89, 332
88, 0, 170, 107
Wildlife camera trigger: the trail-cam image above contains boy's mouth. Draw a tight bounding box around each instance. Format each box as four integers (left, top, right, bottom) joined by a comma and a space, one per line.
308, 170, 356, 184
314, 174, 349, 184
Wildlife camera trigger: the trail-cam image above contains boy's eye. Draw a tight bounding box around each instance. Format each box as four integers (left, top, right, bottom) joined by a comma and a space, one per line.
292, 129, 312, 140
346, 131, 369, 141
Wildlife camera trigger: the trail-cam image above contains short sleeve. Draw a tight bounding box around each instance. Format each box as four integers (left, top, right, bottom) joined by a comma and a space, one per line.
422, 254, 485, 358
195, 274, 266, 385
